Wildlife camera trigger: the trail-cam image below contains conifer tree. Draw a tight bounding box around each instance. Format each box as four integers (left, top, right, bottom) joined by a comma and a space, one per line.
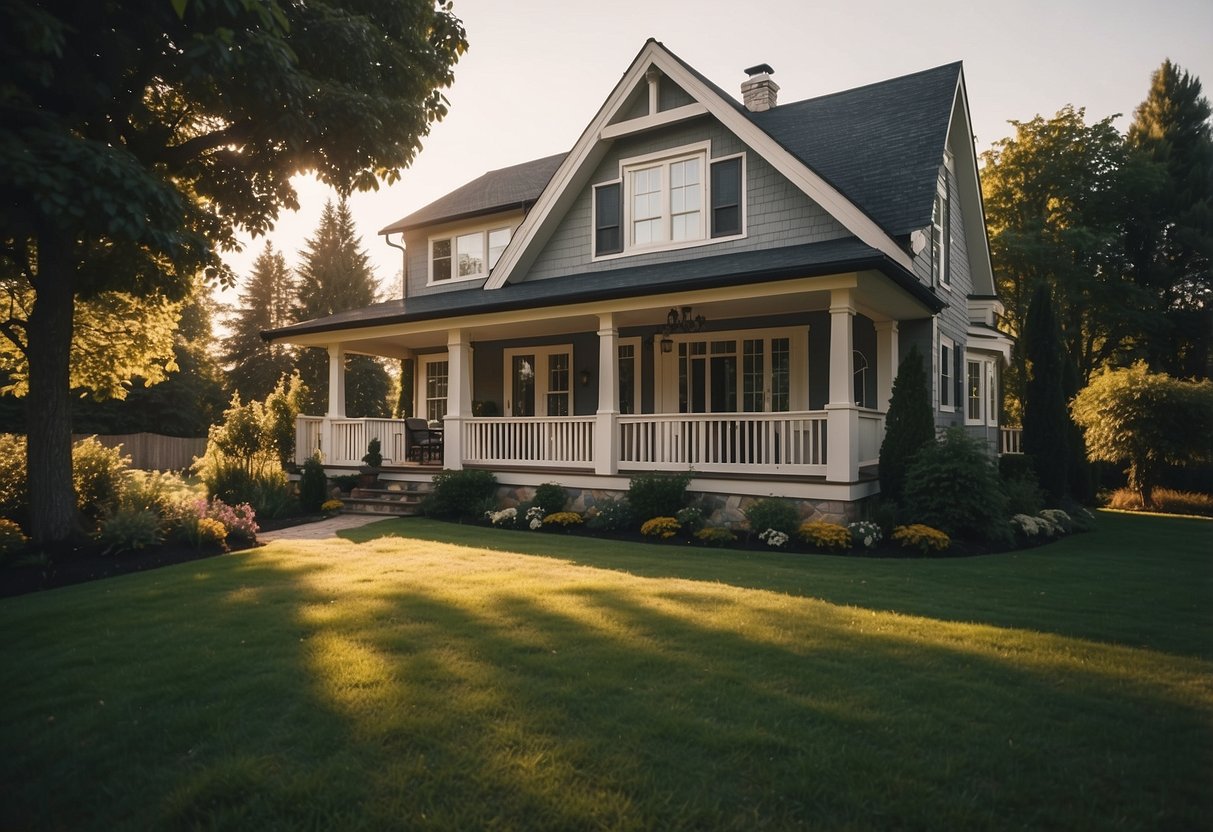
293, 198, 390, 417
222, 241, 297, 402
878, 345, 934, 505
1022, 283, 1070, 504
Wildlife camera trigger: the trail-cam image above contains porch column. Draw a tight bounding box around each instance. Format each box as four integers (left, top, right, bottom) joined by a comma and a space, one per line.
595, 313, 618, 475
326, 345, 346, 417
825, 289, 859, 483
874, 320, 899, 412
444, 329, 472, 470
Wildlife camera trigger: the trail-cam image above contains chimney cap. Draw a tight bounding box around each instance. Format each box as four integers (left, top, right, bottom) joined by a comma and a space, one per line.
744, 63, 775, 77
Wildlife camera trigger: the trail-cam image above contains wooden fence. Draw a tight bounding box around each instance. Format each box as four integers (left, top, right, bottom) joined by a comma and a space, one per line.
72, 433, 207, 471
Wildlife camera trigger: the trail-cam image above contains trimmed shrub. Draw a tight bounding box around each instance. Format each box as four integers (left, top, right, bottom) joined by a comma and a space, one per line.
892, 524, 951, 554
98, 508, 163, 555
542, 511, 583, 529
628, 472, 692, 522
72, 437, 131, 530
878, 345, 934, 503
640, 516, 680, 539
1003, 473, 1044, 517
586, 498, 634, 532
847, 520, 883, 550
743, 497, 799, 537
903, 428, 1011, 546
425, 469, 498, 519
298, 455, 328, 513
695, 526, 736, 546
531, 482, 567, 514
798, 521, 851, 551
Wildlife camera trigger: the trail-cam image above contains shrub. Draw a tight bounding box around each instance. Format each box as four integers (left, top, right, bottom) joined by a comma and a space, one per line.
847, 520, 883, 550
72, 436, 131, 529
1010, 514, 1059, 541
640, 516, 680, 539
903, 428, 1011, 546
743, 497, 799, 536
1003, 474, 1044, 517
675, 506, 706, 534
245, 474, 297, 519
524, 506, 546, 530
204, 498, 259, 544
0, 434, 29, 529
263, 373, 307, 468
193, 517, 229, 551
531, 482, 567, 514
0, 518, 28, 557
542, 511, 583, 529
695, 526, 736, 546
628, 472, 692, 522
585, 498, 634, 532
1039, 508, 1074, 534
799, 521, 851, 551
321, 499, 344, 513
298, 455, 328, 513
425, 469, 498, 519
97, 508, 163, 555
485, 506, 518, 528
362, 438, 383, 469
892, 524, 951, 554
121, 470, 195, 517
879, 345, 934, 503
758, 528, 789, 548
1105, 486, 1213, 517
331, 474, 359, 494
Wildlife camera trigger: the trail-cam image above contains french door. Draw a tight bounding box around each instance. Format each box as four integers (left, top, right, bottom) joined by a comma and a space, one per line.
504, 346, 571, 417
677, 335, 792, 413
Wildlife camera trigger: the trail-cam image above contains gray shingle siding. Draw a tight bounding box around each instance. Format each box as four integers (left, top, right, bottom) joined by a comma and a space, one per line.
524, 119, 848, 282
932, 159, 975, 432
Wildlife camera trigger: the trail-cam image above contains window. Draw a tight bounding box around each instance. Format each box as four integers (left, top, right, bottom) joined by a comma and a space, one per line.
503, 345, 572, 417
618, 340, 640, 414
430, 227, 512, 283
677, 334, 791, 414
939, 335, 954, 411
932, 174, 950, 289
421, 357, 449, 424
594, 145, 745, 257
853, 350, 870, 408
965, 356, 999, 426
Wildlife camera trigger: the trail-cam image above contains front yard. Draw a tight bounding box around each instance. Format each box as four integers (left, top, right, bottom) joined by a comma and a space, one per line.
2, 511, 1209, 829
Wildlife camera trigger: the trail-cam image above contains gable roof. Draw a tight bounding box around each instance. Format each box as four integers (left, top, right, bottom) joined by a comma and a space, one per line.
378, 153, 565, 234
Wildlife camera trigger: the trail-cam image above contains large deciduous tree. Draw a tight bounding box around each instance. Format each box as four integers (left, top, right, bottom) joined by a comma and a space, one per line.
222, 241, 297, 402
1125, 60, 1213, 379
293, 198, 391, 418
0, 1, 466, 543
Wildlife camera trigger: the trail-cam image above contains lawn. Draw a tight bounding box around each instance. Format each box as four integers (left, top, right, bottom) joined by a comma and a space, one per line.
1, 511, 1209, 830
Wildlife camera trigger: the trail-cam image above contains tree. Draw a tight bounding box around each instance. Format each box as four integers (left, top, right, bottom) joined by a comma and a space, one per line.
222, 241, 297, 402
878, 345, 934, 505
1021, 283, 1071, 504
981, 106, 1157, 418
0, 2, 466, 543
1071, 363, 1213, 508
1125, 61, 1213, 379
293, 198, 391, 418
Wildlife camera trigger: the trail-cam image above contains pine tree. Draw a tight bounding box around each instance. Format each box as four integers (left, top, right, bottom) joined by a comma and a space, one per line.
1022, 283, 1070, 504
1126, 61, 1213, 379
293, 198, 390, 417
222, 241, 297, 402
878, 345, 935, 505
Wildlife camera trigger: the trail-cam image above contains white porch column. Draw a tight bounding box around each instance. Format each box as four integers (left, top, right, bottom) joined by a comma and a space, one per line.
874, 320, 899, 413
326, 345, 346, 417
594, 313, 619, 475
444, 329, 472, 470
825, 289, 859, 483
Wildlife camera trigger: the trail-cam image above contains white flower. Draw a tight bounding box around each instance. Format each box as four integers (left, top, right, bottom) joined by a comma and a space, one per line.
758, 528, 788, 548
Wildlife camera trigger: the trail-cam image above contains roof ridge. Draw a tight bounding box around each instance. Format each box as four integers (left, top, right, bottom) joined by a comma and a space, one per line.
772, 61, 962, 110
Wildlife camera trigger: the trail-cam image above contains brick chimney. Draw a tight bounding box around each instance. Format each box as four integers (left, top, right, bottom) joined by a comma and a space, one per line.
741, 63, 779, 112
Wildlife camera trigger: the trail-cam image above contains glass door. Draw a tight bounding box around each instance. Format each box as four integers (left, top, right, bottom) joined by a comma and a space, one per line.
510, 354, 535, 417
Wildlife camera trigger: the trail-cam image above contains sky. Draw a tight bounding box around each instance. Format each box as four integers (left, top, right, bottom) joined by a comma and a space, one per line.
216, 0, 1213, 304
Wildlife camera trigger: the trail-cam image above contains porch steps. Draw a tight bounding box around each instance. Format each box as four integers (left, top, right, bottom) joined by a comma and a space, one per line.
341, 483, 430, 517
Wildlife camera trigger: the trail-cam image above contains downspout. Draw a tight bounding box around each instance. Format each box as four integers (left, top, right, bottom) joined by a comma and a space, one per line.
384, 232, 407, 299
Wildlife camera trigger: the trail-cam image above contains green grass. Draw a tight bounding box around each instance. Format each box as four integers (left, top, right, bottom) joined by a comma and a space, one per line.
2, 511, 1209, 830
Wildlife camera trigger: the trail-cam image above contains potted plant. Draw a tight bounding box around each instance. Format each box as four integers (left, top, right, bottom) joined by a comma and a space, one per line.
358, 438, 383, 488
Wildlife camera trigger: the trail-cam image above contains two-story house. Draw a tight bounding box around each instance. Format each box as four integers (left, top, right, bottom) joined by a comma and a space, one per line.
265, 39, 1013, 523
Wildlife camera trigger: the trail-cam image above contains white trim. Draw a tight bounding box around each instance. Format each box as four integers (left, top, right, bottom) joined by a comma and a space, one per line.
418, 353, 451, 424
486, 41, 911, 290
617, 336, 642, 415
655, 325, 807, 414
939, 333, 956, 412
427, 224, 515, 286
599, 102, 709, 140
963, 352, 999, 427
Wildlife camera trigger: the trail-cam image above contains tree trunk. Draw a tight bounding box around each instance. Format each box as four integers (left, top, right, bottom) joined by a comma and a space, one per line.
27, 228, 81, 545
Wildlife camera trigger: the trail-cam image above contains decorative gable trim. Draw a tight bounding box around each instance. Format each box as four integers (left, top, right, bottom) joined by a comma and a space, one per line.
486, 40, 912, 290
945, 69, 997, 298
599, 102, 709, 140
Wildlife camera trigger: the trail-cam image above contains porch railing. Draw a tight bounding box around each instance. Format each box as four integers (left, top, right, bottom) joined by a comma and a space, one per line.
1000, 426, 1023, 455
463, 416, 595, 468
295, 416, 410, 467
296, 416, 324, 466
617, 411, 830, 475
857, 410, 885, 467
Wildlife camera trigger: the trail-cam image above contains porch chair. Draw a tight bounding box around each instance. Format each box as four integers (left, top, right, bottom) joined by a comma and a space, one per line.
405, 418, 443, 463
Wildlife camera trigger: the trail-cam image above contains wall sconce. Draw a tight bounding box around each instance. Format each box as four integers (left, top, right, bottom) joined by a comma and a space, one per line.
579, 368, 591, 387
659, 306, 706, 355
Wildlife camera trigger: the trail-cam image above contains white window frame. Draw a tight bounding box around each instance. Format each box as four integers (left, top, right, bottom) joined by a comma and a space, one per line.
939, 334, 955, 412
592, 141, 746, 262
417, 354, 451, 425
932, 175, 950, 290
617, 336, 642, 415
655, 326, 807, 414
428, 225, 514, 285
964, 354, 999, 427
502, 344, 574, 417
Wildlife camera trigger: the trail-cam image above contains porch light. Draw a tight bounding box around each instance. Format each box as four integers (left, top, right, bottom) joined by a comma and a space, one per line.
579, 368, 591, 387
660, 306, 706, 354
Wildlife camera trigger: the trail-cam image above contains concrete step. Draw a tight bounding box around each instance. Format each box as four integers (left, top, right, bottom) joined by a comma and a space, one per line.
340, 496, 423, 516
349, 487, 427, 503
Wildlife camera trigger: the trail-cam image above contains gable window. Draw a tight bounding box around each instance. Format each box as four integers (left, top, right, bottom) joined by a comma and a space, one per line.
430, 227, 512, 283
932, 174, 950, 289
939, 335, 954, 411
594, 144, 745, 258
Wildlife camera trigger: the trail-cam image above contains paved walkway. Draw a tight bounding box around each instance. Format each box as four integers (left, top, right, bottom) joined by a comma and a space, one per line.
258, 514, 388, 542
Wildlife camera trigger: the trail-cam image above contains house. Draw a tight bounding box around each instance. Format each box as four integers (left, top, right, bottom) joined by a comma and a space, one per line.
264, 39, 1014, 523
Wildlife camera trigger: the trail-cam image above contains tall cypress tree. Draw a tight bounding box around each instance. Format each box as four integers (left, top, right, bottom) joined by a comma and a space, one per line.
293, 198, 390, 418
1022, 283, 1070, 504
1125, 61, 1213, 379
221, 241, 297, 402
878, 345, 935, 505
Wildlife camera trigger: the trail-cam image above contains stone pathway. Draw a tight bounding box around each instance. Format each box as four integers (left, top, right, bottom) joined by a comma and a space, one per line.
258, 514, 388, 542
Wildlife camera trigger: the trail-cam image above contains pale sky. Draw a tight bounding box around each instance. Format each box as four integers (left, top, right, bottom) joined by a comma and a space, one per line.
217, 0, 1213, 302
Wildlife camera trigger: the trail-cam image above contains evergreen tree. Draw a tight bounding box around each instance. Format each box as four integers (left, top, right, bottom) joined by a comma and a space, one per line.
222, 241, 297, 402
293, 198, 391, 418
878, 345, 935, 505
1125, 61, 1213, 379
1021, 283, 1070, 504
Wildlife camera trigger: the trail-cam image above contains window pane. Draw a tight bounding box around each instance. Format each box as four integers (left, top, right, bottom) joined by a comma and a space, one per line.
967, 360, 982, 421
743, 339, 764, 412
771, 338, 790, 412
547, 353, 570, 417
595, 183, 622, 255
710, 157, 742, 237
940, 342, 952, 407
456, 232, 484, 277
426, 360, 448, 423
432, 238, 451, 281
618, 344, 635, 415
488, 228, 510, 269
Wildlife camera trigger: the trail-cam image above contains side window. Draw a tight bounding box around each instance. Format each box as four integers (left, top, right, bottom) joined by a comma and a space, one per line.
432, 238, 452, 282
594, 182, 622, 255
939, 335, 954, 410
932, 174, 950, 289
710, 156, 742, 238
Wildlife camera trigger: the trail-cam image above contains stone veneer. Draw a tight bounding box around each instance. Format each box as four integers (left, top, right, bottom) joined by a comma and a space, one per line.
493, 484, 857, 528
